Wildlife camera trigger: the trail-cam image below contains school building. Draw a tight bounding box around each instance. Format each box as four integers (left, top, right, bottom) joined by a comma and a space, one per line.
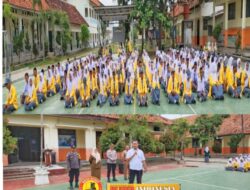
3, 114, 171, 166
2, 0, 105, 65
183, 115, 250, 156
173, 0, 250, 49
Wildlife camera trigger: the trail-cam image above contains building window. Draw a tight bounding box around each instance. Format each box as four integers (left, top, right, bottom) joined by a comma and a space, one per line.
192, 138, 200, 148
58, 129, 76, 147
247, 0, 250, 17
203, 17, 208, 30
85, 8, 88, 17
241, 0, 250, 17
89, 8, 92, 17
228, 2, 236, 20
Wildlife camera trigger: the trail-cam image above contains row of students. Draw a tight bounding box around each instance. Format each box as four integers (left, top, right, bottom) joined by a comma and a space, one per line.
3, 48, 250, 113
225, 155, 250, 172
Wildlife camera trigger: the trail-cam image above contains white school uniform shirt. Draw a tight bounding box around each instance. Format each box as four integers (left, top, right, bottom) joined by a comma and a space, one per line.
126, 148, 145, 171
23, 80, 29, 95
197, 77, 206, 92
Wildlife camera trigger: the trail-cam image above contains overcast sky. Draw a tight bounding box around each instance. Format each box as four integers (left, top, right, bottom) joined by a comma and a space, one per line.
100, 0, 117, 5
161, 114, 194, 120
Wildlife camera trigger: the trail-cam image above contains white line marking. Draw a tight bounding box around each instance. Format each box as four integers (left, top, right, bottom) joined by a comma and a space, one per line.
147, 170, 238, 190
149, 170, 219, 182
173, 178, 238, 190
188, 104, 197, 114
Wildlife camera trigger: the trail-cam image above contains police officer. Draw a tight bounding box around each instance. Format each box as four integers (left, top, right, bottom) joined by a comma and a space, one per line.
67, 145, 81, 189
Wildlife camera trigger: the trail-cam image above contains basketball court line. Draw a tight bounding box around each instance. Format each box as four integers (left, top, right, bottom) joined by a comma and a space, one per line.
188, 104, 197, 114
148, 170, 238, 190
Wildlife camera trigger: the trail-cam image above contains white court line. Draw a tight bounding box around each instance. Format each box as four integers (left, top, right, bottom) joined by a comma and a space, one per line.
173, 178, 238, 190
188, 104, 197, 114
148, 170, 220, 183
147, 170, 238, 190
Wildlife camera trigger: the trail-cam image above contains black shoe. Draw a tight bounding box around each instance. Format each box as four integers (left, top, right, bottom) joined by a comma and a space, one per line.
107, 179, 111, 183
113, 178, 118, 182
75, 184, 79, 188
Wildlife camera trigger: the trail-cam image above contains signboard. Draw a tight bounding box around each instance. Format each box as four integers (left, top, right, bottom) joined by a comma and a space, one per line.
79, 176, 102, 190
113, 26, 125, 43
107, 184, 181, 190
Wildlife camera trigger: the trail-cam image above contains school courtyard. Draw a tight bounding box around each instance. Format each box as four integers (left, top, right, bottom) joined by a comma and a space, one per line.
4, 161, 250, 190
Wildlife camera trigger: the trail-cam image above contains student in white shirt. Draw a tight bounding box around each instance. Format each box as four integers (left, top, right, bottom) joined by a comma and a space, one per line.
126, 140, 147, 184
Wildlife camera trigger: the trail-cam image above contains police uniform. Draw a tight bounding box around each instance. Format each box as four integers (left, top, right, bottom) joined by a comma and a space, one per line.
66, 146, 81, 189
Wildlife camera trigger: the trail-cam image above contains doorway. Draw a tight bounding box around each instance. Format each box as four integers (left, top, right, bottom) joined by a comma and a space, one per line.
197, 19, 200, 46
8, 126, 41, 163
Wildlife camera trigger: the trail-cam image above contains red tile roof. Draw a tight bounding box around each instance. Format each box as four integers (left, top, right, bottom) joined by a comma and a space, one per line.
46, 0, 88, 26
53, 114, 172, 126
217, 115, 250, 136
181, 115, 250, 136
4, 0, 49, 11
4, 0, 87, 26
90, 0, 101, 7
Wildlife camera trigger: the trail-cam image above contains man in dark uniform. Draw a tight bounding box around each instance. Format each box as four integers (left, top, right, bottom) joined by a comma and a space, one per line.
67, 145, 81, 189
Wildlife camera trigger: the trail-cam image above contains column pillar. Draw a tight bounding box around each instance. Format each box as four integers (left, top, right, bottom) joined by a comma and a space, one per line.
84, 128, 96, 160
241, 0, 246, 49
44, 125, 59, 162
224, 0, 229, 47
19, 17, 22, 32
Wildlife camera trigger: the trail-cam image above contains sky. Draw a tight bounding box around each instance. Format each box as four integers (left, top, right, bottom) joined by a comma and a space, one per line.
100, 0, 117, 6
161, 114, 195, 120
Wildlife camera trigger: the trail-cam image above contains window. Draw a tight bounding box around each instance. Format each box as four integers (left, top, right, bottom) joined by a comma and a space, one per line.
58, 129, 76, 147
247, 0, 250, 17
241, 0, 250, 17
85, 8, 88, 17
192, 138, 200, 148
203, 17, 208, 30
89, 8, 92, 17
228, 2, 236, 20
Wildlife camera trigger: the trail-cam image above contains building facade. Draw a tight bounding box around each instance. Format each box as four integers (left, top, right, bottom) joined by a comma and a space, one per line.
3, 115, 171, 166
65, 0, 103, 47
3, 0, 88, 64
174, 0, 250, 49
183, 115, 250, 156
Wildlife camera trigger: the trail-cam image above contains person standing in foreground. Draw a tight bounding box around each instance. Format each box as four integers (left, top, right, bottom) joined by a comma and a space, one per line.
126, 140, 147, 184
89, 148, 102, 180
106, 144, 118, 182
204, 146, 210, 163
123, 145, 130, 180
66, 145, 81, 189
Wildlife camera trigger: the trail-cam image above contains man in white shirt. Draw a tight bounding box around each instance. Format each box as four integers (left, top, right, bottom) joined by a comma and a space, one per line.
106, 144, 118, 182
126, 140, 147, 184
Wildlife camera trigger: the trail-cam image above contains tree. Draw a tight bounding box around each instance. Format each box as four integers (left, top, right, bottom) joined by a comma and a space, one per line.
80, 24, 90, 48
190, 115, 228, 148
153, 0, 172, 49
228, 134, 245, 153
235, 31, 241, 54
3, 3, 14, 41
99, 116, 164, 154
25, 32, 31, 52
3, 120, 17, 155
212, 23, 222, 42
13, 31, 24, 64
100, 21, 107, 46
131, 0, 153, 53
160, 127, 179, 158
171, 119, 191, 160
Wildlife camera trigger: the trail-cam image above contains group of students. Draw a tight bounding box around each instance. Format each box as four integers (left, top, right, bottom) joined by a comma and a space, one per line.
3, 46, 250, 113
225, 154, 250, 172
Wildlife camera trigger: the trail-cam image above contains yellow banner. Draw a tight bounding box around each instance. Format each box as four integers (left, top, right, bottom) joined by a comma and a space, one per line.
107, 183, 181, 190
